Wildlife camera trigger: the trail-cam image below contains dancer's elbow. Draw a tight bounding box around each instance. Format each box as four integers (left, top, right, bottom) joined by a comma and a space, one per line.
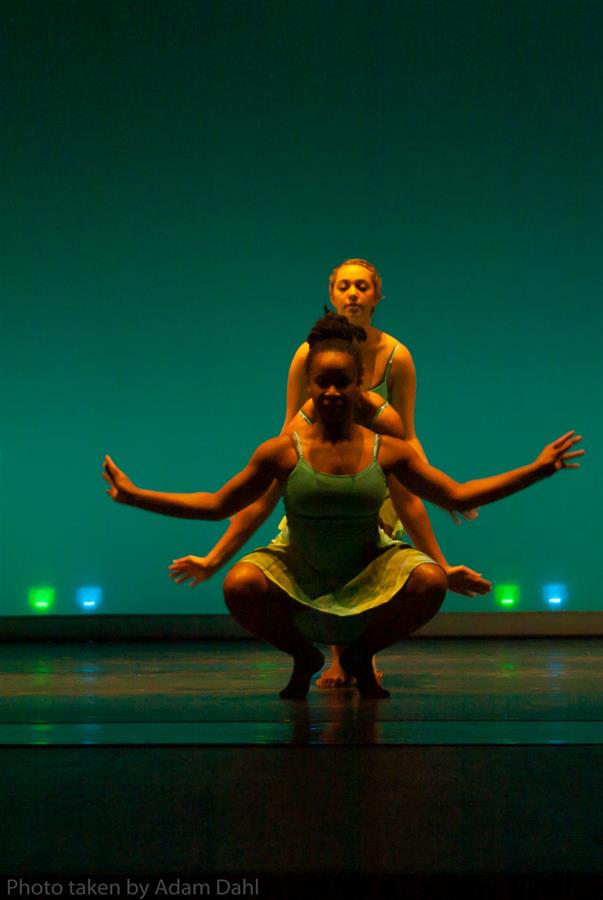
439, 484, 470, 511
192, 493, 224, 521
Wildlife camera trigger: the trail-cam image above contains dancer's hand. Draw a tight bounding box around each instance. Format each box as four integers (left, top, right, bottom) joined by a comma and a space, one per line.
535, 431, 584, 474
169, 555, 217, 588
448, 508, 480, 525
102, 455, 136, 503
445, 565, 492, 597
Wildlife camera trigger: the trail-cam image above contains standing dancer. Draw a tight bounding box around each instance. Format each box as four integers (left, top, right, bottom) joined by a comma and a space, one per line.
103, 316, 583, 700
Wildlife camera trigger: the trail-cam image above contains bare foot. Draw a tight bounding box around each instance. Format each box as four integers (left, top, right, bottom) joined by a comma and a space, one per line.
316, 661, 353, 688
280, 647, 325, 700
340, 649, 390, 700
372, 658, 384, 683
316, 655, 383, 689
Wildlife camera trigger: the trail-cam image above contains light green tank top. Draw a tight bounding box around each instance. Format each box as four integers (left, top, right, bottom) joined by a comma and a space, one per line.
369, 342, 398, 401
283, 432, 390, 585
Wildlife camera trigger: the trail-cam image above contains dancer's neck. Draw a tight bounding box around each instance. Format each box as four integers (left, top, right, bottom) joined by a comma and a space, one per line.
315, 417, 355, 445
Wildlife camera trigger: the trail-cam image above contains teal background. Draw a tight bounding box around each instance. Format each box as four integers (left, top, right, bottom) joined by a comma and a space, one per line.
2, 0, 601, 615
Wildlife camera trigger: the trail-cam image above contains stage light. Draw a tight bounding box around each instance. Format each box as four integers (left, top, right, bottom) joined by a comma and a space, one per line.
28, 586, 55, 612
76, 586, 102, 611
543, 583, 567, 607
495, 584, 519, 608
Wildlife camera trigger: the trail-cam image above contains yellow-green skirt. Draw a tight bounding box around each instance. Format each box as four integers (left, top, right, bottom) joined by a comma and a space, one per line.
239, 529, 436, 644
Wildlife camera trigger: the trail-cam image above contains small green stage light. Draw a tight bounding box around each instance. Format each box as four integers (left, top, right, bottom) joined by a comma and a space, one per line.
28, 586, 55, 613
495, 584, 519, 608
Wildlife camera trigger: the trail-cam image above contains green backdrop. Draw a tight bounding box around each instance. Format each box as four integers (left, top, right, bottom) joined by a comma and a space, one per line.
2, 0, 601, 615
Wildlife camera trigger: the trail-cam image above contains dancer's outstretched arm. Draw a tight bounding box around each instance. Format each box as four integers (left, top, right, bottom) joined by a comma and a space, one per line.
102, 437, 289, 520
167, 394, 336, 586
166, 396, 442, 589
167, 394, 489, 592
387, 477, 491, 597
369, 400, 488, 595
169, 481, 282, 587
384, 431, 583, 510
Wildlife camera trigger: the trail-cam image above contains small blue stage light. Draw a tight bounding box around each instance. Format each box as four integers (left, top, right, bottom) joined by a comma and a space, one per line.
77, 586, 102, 611
543, 583, 567, 607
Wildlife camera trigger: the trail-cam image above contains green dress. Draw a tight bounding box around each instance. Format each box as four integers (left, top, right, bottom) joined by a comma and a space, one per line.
293, 342, 403, 537
240, 431, 435, 644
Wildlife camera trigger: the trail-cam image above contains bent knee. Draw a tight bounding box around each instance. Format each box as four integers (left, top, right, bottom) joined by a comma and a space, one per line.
223, 563, 268, 607
410, 563, 448, 597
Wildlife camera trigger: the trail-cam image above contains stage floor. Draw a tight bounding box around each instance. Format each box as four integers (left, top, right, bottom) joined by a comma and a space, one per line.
1, 637, 603, 745
3, 638, 603, 888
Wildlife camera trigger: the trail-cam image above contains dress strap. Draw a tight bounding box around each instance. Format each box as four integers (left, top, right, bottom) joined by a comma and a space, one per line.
370, 400, 389, 426
291, 431, 304, 459
298, 408, 314, 425
383, 343, 399, 382
372, 433, 381, 461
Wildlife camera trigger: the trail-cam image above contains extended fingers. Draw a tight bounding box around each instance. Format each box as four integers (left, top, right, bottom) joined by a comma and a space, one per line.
169, 557, 202, 586
169, 565, 192, 576
560, 435, 583, 452
461, 508, 480, 521
103, 455, 117, 474
169, 557, 193, 570
560, 448, 585, 468
465, 570, 492, 594
553, 430, 576, 448
170, 572, 192, 584
168, 572, 202, 588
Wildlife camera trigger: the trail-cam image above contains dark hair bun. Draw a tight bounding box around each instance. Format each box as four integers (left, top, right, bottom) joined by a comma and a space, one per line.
306, 310, 367, 348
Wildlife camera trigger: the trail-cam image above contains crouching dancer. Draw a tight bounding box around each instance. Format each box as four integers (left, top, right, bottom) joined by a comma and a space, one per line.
102, 315, 583, 700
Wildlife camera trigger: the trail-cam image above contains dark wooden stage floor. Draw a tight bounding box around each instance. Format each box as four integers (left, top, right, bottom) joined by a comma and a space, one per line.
2, 638, 603, 896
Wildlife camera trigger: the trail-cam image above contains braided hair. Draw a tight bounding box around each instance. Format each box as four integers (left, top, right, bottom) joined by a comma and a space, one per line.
305, 310, 366, 381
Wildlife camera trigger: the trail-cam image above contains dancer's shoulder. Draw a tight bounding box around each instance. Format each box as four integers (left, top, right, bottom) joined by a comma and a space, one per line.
379, 330, 414, 365
377, 433, 415, 468
287, 341, 310, 390
357, 390, 385, 418
290, 341, 310, 364
252, 434, 299, 473
284, 342, 311, 426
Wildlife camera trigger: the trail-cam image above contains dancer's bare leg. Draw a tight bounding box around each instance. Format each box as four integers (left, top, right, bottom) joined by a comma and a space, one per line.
316, 645, 382, 688
223, 563, 324, 700
341, 564, 448, 699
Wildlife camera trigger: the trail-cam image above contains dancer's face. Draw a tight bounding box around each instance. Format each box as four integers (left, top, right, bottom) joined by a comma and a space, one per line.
330, 264, 378, 321
307, 349, 359, 424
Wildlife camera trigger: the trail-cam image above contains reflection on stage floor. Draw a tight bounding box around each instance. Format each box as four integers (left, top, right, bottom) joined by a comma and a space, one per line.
2, 639, 603, 889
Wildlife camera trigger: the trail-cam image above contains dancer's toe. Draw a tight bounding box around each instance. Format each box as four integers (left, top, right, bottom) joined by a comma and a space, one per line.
316, 663, 353, 688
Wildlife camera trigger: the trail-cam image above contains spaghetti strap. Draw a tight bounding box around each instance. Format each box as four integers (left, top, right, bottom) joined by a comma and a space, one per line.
372, 433, 380, 461
369, 342, 399, 396
383, 343, 399, 380
298, 408, 314, 425
370, 400, 389, 426
291, 431, 304, 459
